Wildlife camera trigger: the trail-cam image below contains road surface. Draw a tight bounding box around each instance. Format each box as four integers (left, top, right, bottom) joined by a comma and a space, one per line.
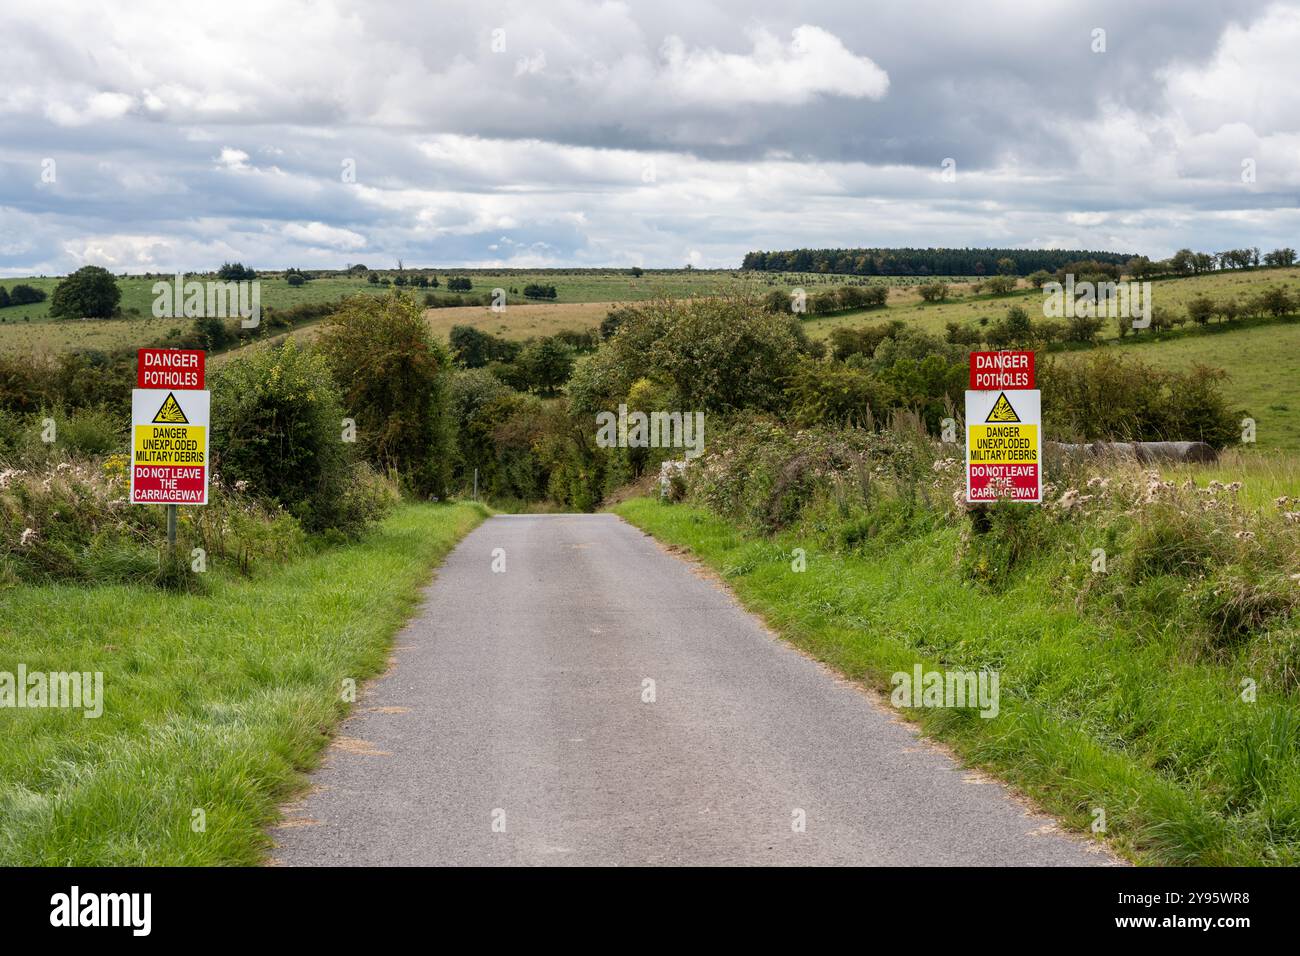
271, 513, 1111, 866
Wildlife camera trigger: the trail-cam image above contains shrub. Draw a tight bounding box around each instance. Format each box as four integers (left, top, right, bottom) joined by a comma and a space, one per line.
786, 360, 897, 428
831, 322, 905, 361
982, 275, 1018, 295
1192, 568, 1297, 649
1, 458, 160, 584
210, 341, 359, 533
1040, 353, 1241, 446
918, 281, 949, 302
317, 293, 455, 498
54, 407, 125, 458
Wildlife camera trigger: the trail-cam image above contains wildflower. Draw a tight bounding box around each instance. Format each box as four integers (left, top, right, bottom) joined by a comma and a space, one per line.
1057, 489, 1081, 510
234, 479, 251, 492
1275, 496, 1291, 510
1234, 530, 1256, 541
19, 527, 37, 547
1283, 512, 1300, 524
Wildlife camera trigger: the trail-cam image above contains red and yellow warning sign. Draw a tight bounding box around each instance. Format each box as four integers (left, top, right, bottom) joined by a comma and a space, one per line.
130, 388, 209, 504
966, 389, 1041, 503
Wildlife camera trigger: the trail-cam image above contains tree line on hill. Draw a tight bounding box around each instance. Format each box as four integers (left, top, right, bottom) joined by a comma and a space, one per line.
741, 247, 1135, 277
743, 245, 1299, 280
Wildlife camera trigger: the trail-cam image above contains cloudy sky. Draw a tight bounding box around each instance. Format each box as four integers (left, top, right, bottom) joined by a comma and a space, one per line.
1, 0, 1298, 275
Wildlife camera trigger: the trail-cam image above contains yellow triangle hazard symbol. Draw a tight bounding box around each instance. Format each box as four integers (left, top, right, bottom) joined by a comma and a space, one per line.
152, 392, 189, 424
985, 392, 1020, 423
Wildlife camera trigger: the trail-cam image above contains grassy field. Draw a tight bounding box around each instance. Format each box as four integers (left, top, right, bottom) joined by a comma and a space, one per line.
615, 490, 1300, 866
802, 266, 1300, 343
0, 501, 485, 865
7, 265, 1299, 456
0, 268, 976, 356
1052, 320, 1300, 452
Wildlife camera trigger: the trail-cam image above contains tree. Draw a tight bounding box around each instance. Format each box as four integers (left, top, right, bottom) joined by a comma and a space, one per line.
1263, 248, 1297, 268
8, 284, 46, 305
982, 275, 1017, 295
1260, 286, 1294, 317
516, 337, 575, 395
287, 272, 305, 286
999, 305, 1034, 346
447, 276, 473, 292
630, 266, 644, 277
449, 325, 496, 368
645, 298, 805, 413
318, 293, 455, 497
49, 266, 121, 319
1186, 296, 1215, 326
0, 287, 9, 308
996, 257, 1017, 276
217, 262, 256, 280
601, 307, 634, 340
1026, 269, 1053, 288
1169, 248, 1196, 275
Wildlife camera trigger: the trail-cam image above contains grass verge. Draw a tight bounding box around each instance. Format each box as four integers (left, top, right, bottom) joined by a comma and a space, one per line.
614, 496, 1300, 866
0, 500, 486, 865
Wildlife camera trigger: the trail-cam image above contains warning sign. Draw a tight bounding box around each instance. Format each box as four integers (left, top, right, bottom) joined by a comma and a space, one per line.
966, 389, 1041, 503
130, 388, 209, 504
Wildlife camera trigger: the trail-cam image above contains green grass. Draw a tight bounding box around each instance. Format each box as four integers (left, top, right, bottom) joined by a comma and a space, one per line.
1067, 321, 1300, 452
802, 266, 1300, 343
0, 500, 485, 865
614, 496, 1300, 865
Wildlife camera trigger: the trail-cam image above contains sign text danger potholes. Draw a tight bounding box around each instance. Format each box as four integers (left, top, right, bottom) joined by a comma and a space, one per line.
130, 388, 210, 505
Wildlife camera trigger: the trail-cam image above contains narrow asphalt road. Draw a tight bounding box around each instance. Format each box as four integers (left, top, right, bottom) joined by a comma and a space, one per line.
271, 513, 1111, 866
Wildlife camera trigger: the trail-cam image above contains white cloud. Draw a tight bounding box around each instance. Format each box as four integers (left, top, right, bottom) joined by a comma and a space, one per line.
282, 221, 367, 250
45, 91, 136, 127
659, 25, 888, 105
215, 147, 251, 171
